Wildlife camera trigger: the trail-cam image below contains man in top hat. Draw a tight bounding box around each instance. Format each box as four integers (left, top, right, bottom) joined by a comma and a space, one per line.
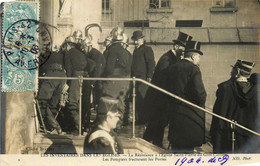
83, 97, 123, 154
143, 32, 192, 147
210, 60, 258, 153
131, 30, 155, 124
166, 41, 207, 153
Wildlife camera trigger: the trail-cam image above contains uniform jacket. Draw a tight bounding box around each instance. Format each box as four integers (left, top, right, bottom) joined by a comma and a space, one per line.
210, 78, 258, 153
64, 48, 97, 77
86, 48, 106, 77
167, 59, 207, 148
104, 43, 131, 77
40, 51, 66, 75
131, 44, 155, 79
103, 45, 112, 62
64, 48, 88, 77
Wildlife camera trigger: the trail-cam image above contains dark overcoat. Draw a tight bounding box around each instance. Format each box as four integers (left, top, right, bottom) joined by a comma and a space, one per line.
144, 50, 178, 122
131, 44, 155, 123
167, 59, 207, 148
131, 44, 155, 79
38, 51, 66, 109
102, 43, 131, 112
210, 78, 259, 153
87, 48, 106, 77
104, 43, 131, 77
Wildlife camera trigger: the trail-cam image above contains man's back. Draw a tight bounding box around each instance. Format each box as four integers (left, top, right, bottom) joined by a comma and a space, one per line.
105, 43, 130, 77
167, 59, 206, 107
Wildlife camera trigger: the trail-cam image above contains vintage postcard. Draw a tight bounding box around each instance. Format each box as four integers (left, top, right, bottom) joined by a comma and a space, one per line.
0, 0, 259, 165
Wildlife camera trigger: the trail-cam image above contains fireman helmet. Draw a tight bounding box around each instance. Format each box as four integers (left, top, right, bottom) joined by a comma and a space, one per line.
111, 26, 124, 41
82, 37, 93, 47
73, 30, 83, 39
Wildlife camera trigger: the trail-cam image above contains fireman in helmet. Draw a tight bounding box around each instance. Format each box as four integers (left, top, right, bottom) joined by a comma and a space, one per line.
102, 27, 131, 126
81, 35, 105, 130
37, 45, 67, 134
65, 29, 83, 50
64, 37, 94, 134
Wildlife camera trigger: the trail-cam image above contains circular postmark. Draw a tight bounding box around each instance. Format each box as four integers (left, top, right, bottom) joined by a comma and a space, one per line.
2, 19, 52, 70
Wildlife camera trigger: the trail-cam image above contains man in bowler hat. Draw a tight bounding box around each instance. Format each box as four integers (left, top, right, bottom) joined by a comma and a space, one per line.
143, 32, 193, 147
167, 41, 207, 153
131, 30, 155, 124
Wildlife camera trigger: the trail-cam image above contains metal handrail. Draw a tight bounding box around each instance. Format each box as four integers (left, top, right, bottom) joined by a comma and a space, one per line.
38, 76, 260, 137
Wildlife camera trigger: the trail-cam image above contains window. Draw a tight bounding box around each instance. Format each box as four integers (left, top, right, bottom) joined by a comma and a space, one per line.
213, 0, 236, 8
102, 0, 112, 15
149, 0, 171, 9
210, 0, 237, 12
102, 0, 110, 11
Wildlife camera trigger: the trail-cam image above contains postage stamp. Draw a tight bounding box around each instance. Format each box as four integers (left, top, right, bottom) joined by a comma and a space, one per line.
1, 2, 42, 92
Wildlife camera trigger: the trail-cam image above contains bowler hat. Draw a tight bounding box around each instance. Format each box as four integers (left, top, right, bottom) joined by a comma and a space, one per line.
131, 30, 144, 40
233, 60, 255, 78
97, 97, 121, 115
173, 32, 193, 47
185, 41, 203, 55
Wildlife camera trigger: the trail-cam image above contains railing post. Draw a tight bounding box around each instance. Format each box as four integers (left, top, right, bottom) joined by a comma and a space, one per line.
231, 120, 236, 153
79, 76, 83, 136
132, 77, 136, 138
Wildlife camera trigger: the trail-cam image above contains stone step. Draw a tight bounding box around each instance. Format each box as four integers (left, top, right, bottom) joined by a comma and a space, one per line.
23, 125, 212, 154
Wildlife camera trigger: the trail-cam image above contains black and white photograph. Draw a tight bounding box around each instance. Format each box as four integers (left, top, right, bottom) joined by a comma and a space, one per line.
0, 0, 259, 165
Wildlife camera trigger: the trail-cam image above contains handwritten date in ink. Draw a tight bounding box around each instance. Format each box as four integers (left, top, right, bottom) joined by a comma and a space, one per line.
175, 154, 229, 166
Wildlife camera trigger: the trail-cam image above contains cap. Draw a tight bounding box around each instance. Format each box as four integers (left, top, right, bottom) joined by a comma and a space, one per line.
97, 97, 121, 115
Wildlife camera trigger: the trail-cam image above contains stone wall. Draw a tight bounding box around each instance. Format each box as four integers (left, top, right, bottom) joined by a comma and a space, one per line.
5, 92, 36, 154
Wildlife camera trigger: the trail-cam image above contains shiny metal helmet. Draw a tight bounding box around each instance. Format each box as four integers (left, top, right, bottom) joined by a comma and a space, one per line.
110, 26, 124, 41
82, 36, 93, 47
73, 30, 83, 40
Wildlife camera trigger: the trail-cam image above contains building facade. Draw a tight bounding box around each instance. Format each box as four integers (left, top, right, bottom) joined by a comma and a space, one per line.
1, 0, 259, 153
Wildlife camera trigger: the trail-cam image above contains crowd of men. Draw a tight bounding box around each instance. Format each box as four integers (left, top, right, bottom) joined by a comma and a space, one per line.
37, 26, 258, 154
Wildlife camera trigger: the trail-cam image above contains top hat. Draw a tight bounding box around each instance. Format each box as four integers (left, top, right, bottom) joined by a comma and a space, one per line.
131, 30, 144, 40
233, 60, 255, 78
97, 97, 121, 115
173, 32, 193, 47
185, 41, 203, 55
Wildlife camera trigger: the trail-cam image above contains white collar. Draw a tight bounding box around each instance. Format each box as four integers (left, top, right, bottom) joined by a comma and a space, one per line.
171, 49, 176, 56
98, 124, 111, 133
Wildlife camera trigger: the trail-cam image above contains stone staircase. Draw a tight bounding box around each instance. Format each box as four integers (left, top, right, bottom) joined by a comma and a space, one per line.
23, 125, 212, 154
